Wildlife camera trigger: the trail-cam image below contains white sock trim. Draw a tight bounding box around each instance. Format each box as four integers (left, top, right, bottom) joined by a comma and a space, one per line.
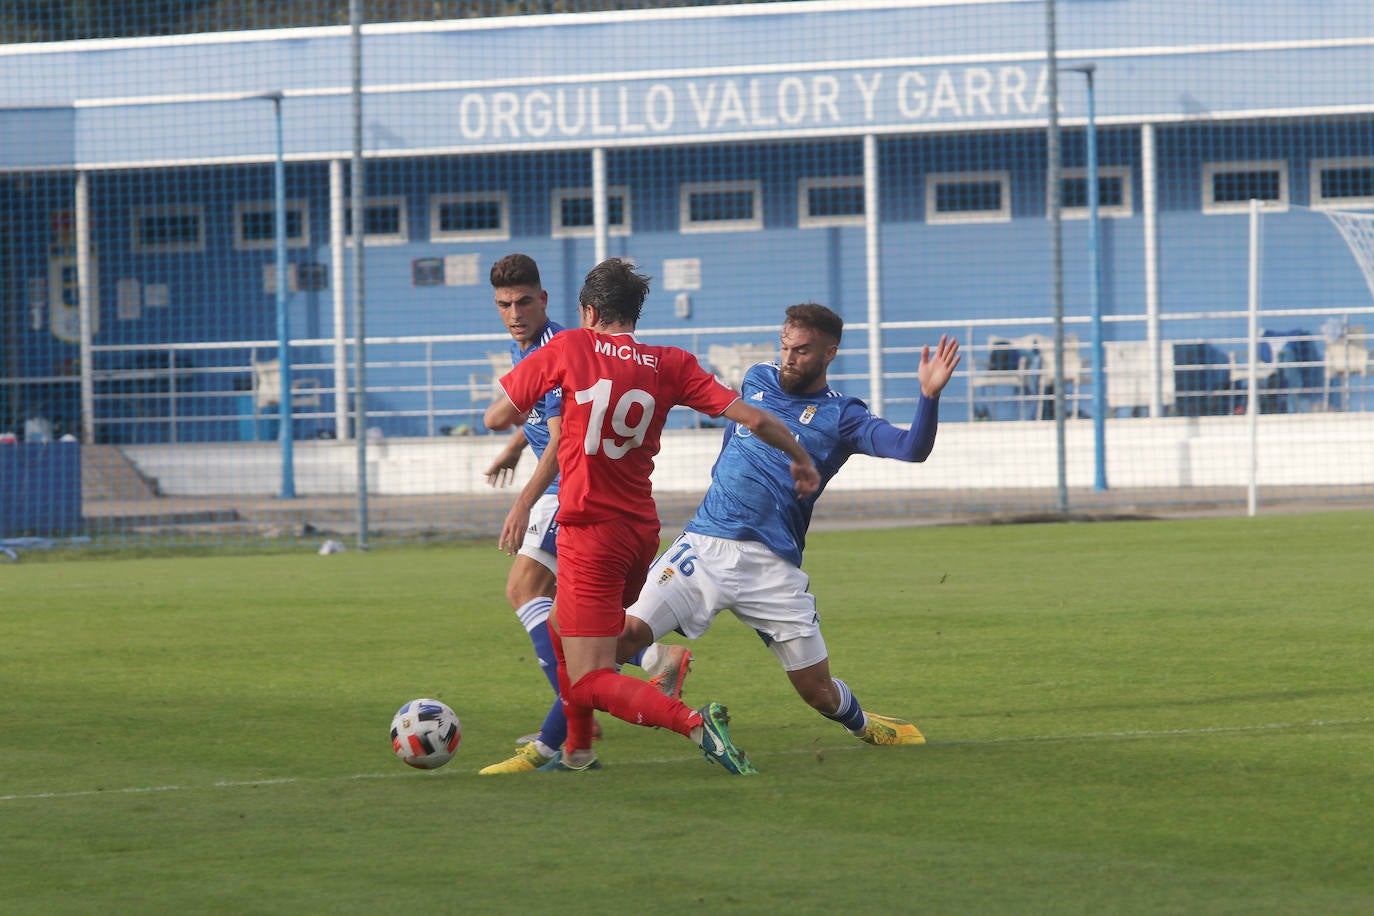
515, 596, 553, 633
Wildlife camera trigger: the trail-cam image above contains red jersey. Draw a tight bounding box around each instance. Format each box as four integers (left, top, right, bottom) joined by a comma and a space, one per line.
498, 328, 739, 525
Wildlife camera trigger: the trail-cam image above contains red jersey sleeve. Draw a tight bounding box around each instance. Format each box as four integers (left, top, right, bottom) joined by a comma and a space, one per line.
663, 347, 740, 417
497, 334, 564, 414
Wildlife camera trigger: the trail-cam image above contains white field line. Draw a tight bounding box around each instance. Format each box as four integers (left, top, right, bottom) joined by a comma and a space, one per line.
3, 717, 1371, 804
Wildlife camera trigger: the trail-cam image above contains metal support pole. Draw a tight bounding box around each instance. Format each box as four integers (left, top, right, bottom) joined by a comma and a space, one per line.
1064, 62, 1107, 490
593, 147, 608, 266
75, 172, 95, 445
329, 160, 349, 442
1246, 199, 1261, 517
264, 91, 296, 499
350, 0, 369, 548
1046, 0, 1068, 514
863, 134, 884, 417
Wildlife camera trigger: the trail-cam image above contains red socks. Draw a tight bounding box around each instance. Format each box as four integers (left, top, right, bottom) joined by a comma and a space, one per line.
548, 625, 702, 754
569, 668, 700, 743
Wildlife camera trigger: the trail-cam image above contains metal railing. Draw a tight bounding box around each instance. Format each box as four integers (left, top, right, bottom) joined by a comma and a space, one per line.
2, 315, 1369, 445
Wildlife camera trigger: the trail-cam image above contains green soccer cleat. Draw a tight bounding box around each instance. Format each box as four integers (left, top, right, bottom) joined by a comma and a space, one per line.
859, 712, 927, 746
696, 702, 759, 775
537, 752, 603, 772
646, 644, 694, 700
479, 741, 556, 775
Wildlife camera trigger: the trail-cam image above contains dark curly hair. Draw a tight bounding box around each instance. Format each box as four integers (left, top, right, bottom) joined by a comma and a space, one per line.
784, 302, 843, 344
579, 258, 651, 326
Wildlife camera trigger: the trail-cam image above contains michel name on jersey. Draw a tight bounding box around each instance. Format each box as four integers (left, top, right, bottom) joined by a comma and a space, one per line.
594, 338, 660, 368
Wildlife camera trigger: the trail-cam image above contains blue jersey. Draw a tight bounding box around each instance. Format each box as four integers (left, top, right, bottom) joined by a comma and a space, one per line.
511, 320, 564, 496
686, 361, 941, 566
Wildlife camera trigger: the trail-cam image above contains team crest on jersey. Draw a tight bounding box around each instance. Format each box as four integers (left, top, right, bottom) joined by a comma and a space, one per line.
657, 566, 676, 586
799, 405, 817, 425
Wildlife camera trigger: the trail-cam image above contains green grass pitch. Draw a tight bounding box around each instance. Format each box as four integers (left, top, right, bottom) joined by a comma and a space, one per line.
3, 512, 1372, 913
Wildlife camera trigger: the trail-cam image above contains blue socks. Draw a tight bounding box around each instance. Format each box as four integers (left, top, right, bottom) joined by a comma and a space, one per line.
516, 596, 567, 749
822, 678, 867, 733
537, 697, 567, 751
516, 597, 559, 694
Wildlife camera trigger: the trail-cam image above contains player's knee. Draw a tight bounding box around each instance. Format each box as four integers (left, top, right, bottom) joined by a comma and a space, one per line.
506, 569, 550, 609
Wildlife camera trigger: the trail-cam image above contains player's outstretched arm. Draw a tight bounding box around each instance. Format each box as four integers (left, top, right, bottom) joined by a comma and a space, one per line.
919, 334, 962, 398
860, 334, 962, 463
721, 400, 820, 497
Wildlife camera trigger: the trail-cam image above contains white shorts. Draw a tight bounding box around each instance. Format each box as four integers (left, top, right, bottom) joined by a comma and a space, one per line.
516, 492, 559, 575
626, 531, 828, 672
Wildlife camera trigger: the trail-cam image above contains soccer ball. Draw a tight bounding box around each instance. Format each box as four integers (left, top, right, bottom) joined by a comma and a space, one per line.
390, 698, 462, 769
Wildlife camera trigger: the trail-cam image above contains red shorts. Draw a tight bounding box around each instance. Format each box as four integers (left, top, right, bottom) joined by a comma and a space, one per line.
554, 517, 659, 638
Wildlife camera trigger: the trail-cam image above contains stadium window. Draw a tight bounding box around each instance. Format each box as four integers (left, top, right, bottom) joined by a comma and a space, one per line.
1310, 158, 1374, 210
1056, 166, 1133, 219
429, 192, 509, 242
130, 204, 205, 254
1202, 160, 1288, 214
232, 200, 311, 251
799, 176, 865, 228
551, 186, 631, 238
925, 171, 1011, 224
344, 196, 408, 245
680, 181, 762, 233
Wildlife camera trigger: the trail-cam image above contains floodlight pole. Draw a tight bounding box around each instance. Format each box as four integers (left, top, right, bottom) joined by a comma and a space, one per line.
262, 90, 296, 499
1063, 62, 1107, 491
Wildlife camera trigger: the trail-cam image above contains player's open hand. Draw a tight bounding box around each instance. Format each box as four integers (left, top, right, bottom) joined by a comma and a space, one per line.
919, 334, 962, 398
485, 454, 520, 488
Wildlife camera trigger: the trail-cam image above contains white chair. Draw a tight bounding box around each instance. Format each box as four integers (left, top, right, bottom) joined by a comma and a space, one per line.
969, 336, 1030, 420
1228, 340, 1282, 413
1008, 333, 1052, 419
1055, 334, 1086, 396
1104, 340, 1176, 416
252, 358, 323, 438
1323, 324, 1369, 410
1016, 332, 1087, 417
706, 343, 776, 391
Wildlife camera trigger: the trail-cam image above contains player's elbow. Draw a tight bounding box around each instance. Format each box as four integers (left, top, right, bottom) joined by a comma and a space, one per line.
484, 401, 517, 431
890, 433, 935, 463
904, 436, 936, 463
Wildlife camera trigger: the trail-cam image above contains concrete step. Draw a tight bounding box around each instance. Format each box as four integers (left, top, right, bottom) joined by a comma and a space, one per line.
82, 445, 160, 501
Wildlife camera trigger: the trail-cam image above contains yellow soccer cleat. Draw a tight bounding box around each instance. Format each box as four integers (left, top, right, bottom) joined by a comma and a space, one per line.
479, 741, 555, 775
859, 712, 927, 746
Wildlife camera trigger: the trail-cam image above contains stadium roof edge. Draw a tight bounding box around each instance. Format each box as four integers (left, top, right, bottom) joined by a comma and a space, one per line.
0, 0, 1040, 58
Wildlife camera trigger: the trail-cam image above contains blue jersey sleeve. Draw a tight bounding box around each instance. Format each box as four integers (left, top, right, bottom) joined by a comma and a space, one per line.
838, 392, 940, 461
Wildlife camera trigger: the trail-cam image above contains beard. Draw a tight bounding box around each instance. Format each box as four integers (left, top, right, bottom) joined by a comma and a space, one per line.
779, 365, 822, 394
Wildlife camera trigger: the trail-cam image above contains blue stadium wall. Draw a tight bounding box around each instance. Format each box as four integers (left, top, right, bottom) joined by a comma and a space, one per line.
2, 0, 1373, 440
